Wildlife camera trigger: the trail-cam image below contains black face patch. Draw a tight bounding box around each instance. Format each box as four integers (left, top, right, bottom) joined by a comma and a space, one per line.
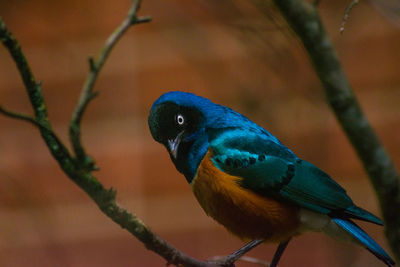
148, 102, 180, 143
148, 102, 203, 145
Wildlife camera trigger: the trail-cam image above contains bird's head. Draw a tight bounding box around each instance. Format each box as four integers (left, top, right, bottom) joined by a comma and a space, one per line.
148, 91, 276, 182
148, 91, 212, 182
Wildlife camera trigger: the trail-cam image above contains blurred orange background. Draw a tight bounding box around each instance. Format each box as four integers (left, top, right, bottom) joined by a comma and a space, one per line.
1, 0, 399, 266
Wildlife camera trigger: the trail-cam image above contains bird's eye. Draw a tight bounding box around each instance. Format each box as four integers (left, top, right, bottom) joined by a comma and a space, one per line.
176, 114, 185, 125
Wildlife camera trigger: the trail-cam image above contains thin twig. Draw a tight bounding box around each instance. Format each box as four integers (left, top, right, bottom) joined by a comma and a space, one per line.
209, 241, 267, 267
0, 104, 60, 137
69, 0, 151, 169
214, 239, 264, 266
270, 0, 400, 262
239, 256, 268, 266
340, 0, 360, 34
0, 105, 41, 127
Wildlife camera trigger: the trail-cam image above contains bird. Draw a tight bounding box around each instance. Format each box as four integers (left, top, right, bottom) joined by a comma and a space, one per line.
148, 91, 395, 267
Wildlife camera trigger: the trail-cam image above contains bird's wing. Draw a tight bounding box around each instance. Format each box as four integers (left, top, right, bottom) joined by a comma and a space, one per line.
208, 128, 382, 224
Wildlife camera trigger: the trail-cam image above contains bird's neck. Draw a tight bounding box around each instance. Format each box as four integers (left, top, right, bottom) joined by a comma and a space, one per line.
173, 136, 208, 184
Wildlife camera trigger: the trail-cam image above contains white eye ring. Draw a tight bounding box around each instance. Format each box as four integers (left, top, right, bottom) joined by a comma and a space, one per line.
176, 114, 185, 125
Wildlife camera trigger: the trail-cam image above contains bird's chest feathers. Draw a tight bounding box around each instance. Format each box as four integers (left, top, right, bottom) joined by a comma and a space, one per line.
190, 151, 300, 242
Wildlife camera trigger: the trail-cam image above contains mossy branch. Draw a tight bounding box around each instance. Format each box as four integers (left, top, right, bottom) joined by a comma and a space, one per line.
271, 0, 400, 262
0, 1, 264, 266
0, 105, 44, 128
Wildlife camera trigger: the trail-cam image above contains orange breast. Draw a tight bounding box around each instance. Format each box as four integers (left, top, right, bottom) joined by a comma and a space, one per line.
191, 151, 300, 242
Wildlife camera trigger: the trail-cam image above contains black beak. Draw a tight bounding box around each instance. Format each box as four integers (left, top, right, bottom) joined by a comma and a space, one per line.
168, 131, 184, 159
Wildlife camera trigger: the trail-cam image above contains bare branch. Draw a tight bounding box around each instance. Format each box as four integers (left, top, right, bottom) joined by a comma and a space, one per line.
208, 240, 265, 267
271, 0, 400, 262
213, 240, 264, 266
1, 4, 253, 267
0, 20, 49, 124
0, 19, 73, 165
0, 105, 41, 127
0, 104, 58, 139
340, 0, 360, 34
69, 0, 151, 169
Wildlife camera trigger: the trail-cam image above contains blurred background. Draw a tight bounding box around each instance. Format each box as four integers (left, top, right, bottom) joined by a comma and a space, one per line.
1, 0, 399, 266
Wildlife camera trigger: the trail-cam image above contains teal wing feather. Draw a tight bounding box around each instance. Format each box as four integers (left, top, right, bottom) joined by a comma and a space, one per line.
208, 128, 382, 225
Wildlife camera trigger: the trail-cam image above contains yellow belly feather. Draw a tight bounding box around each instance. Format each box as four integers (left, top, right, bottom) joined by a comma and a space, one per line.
191, 151, 300, 242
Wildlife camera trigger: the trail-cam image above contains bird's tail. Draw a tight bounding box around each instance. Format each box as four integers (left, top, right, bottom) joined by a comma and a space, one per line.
333, 218, 395, 266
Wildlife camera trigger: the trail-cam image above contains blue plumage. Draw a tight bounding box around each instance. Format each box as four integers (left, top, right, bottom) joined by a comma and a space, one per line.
151, 91, 281, 144
333, 218, 394, 266
148, 91, 395, 266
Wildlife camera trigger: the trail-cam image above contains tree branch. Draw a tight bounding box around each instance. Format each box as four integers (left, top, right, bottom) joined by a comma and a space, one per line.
7, 1, 394, 265
69, 0, 151, 170
340, 0, 360, 34
0, 1, 222, 267
271, 0, 400, 262
209, 240, 264, 266
0, 105, 42, 128
0, 20, 73, 166
1, 2, 258, 266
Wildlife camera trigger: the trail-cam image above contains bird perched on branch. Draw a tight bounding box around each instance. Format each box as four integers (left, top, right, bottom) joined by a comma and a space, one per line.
148, 91, 395, 267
